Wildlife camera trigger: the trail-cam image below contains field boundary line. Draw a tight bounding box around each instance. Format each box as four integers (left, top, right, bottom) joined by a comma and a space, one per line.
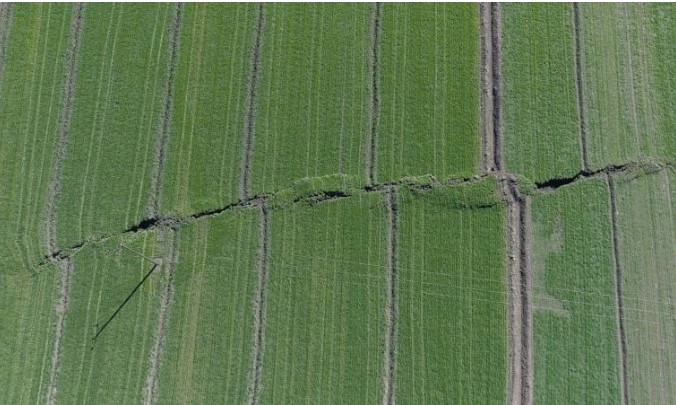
518, 195, 533, 405
572, 3, 590, 172
239, 3, 265, 201
142, 227, 179, 405
479, 3, 495, 174
45, 3, 84, 256
147, 3, 183, 219
366, 2, 382, 186
247, 199, 269, 405
383, 186, 398, 405
0, 3, 13, 101
607, 174, 629, 405
490, 3, 503, 171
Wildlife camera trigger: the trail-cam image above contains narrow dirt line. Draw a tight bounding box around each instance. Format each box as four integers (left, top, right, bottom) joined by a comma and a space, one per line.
518, 195, 533, 405
490, 3, 503, 171
247, 199, 269, 405
479, 3, 495, 174
46, 258, 74, 405
0, 3, 13, 99
607, 174, 629, 405
383, 186, 398, 405
147, 4, 183, 219
366, 2, 382, 186
45, 3, 84, 256
142, 227, 179, 405
239, 3, 265, 201
572, 3, 590, 172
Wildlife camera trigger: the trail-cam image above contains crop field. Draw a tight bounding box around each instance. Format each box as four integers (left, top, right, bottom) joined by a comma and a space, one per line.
1, 3, 675, 405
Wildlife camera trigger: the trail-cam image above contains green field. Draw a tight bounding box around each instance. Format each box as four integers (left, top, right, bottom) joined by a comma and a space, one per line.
531, 178, 620, 404
377, 3, 480, 183
502, 4, 581, 182
614, 168, 676, 404
396, 180, 506, 403
157, 209, 259, 404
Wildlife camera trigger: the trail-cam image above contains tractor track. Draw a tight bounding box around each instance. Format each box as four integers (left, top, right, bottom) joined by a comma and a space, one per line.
479, 3, 495, 174
367, 2, 382, 186
0, 3, 13, 100
46, 258, 74, 405
490, 3, 503, 171
572, 3, 590, 172
383, 186, 398, 405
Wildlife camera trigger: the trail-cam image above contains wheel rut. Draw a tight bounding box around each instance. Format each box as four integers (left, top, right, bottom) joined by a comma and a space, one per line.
383, 186, 398, 405
572, 3, 590, 172
367, 2, 382, 186
0, 3, 13, 101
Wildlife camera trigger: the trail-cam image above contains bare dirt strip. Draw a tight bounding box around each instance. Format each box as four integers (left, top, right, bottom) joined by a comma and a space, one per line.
247, 199, 270, 405
142, 227, 179, 405
607, 173, 629, 405
518, 195, 534, 405
46, 258, 74, 405
479, 3, 495, 174
147, 3, 183, 219
571, 3, 590, 172
490, 3, 503, 171
383, 186, 398, 405
366, 2, 382, 186
45, 3, 84, 257
0, 3, 13, 100
239, 3, 265, 201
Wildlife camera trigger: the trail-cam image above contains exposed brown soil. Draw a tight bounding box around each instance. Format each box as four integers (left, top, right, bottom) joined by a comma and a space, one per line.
147, 4, 183, 219
142, 227, 179, 405
519, 196, 533, 405
247, 200, 269, 405
607, 174, 629, 405
239, 4, 265, 201
571, 3, 590, 172
491, 3, 503, 171
366, 3, 382, 186
46, 258, 74, 405
383, 186, 398, 405
45, 3, 84, 257
0, 3, 13, 99
479, 3, 495, 174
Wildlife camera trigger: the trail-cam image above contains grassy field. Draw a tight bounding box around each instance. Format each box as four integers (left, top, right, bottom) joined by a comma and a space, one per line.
502, 4, 581, 182
260, 193, 386, 403
54, 231, 164, 404
160, 4, 256, 215
378, 3, 480, 183
396, 180, 506, 403
56, 4, 171, 249
250, 4, 371, 196
157, 209, 259, 404
530, 178, 620, 404
614, 168, 675, 404
581, 4, 676, 169
0, 4, 70, 267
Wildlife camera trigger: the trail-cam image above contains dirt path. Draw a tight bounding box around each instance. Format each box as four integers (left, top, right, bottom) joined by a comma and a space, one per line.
571, 3, 590, 172
247, 199, 269, 405
366, 3, 382, 186
147, 4, 183, 219
46, 258, 74, 405
142, 227, 179, 405
383, 186, 398, 405
607, 174, 629, 405
479, 3, 495, 174
45, 3, 84, 257
239, 3, 265, 201
519, 195, 533, 405
490, 3, 503, 171
0, 3, 13, 100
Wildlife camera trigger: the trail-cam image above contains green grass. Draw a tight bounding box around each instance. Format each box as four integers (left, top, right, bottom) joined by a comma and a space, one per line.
261, 193, 385, 403
250, 3, 370, 196
0, 4, 70, 268
502, 4, 581, 182
0, 264, 58, 404
160, 4, 256, 215
157, 209, 259, 404
614, 168, 676, 404
581, 4, 676, 169
56, 4, 171, 249
531, 178, 620, 404
378, 3, 480, 182
55, 232, 163, 404
396, 180, 505, 403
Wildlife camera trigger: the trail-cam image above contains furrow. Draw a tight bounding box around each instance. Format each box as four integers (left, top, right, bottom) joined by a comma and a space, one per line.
479, 3, 495, 174
45, 3, 84, 256
490, 3, 503, 171
46, 258, 74, 405
247, 199, 269, 405
518, 195, 533, 405
239, 3, 265, 201
142, 227, 179, 405
383, 186, 398, 405
147, 3, 183, 219
572, 3, 590, 172
607, 174, 629, 405
0, 3, 13, 100
366, 2, 382, 186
